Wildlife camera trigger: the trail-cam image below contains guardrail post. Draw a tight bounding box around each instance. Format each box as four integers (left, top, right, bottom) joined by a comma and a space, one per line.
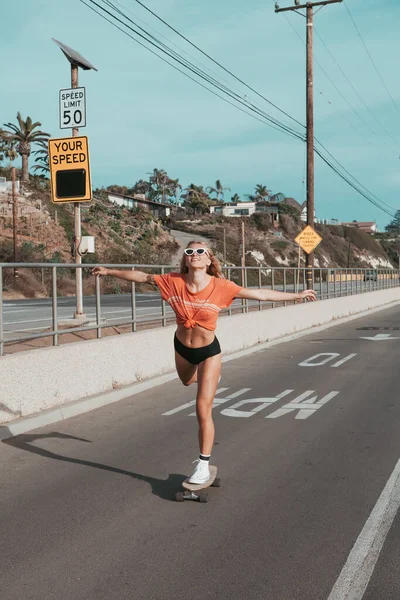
241, 266, 246, 314
258, 267, 262, 311
0, 266, 3, 356
161, 267, 167, 327
244, 268, 248, 313
131, 267, 136, 333
95, 272, 102, 339
319, 268, 323, 299
228, 268, 232, 316
283, 269, 287, 307
271, 268, 275, 309
52, 266, 58, 347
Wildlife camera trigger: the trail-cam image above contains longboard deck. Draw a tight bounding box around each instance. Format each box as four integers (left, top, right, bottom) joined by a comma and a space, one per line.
182, 465, 217, 492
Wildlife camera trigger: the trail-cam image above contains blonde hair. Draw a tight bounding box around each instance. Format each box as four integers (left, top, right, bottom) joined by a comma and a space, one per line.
180, 240, 222, 278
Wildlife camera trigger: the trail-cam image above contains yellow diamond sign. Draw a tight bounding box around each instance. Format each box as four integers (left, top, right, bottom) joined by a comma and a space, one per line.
294, 225, 322, 255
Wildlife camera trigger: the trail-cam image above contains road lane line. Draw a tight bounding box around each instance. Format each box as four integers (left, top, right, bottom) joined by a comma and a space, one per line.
327, 457, 400, 600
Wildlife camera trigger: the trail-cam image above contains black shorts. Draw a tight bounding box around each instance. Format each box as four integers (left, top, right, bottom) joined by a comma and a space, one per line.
174, 334, 221, 366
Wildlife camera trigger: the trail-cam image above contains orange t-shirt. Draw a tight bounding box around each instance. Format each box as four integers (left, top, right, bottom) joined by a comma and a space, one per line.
153, 273, 243, 331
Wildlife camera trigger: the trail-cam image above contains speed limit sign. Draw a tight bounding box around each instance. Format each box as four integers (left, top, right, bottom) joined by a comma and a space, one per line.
59, 87, 86, 129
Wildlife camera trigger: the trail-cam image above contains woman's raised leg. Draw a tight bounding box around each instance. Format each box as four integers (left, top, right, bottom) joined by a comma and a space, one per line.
175, 351, 198, 386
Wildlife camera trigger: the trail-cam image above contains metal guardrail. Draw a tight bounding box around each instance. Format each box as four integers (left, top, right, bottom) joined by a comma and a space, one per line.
0, 263, 399, 356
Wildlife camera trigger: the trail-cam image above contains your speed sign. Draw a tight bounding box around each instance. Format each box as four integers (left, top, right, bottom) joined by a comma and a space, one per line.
59, 87, 86, 129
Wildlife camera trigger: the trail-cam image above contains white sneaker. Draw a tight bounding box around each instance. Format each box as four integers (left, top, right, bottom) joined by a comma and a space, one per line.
188, 459, 210, 484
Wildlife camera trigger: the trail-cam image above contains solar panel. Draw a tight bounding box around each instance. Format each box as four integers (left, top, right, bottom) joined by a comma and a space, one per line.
52, 38, 98, 71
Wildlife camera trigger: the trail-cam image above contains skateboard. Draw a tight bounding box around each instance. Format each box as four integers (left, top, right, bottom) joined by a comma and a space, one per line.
175, 466, 221, 503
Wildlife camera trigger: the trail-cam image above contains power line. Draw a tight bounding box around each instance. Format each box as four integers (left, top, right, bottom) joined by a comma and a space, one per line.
314, 26, 400, 152
82, 0, 305, 141
127, 0, 306, 131
344, 0, 400, 118
314, 146, 395, 218
81, 0, 395, 218
314, 139, 396, 213
80, 0, 304, 141
103, 0, 265, 113
282, 12, 375, 145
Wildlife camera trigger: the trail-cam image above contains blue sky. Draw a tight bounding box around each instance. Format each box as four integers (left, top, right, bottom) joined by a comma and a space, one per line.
1, 0, 400, 229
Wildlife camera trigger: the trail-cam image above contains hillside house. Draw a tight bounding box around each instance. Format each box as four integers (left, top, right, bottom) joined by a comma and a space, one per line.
342, 221, 377, 234
209, 201, 279, 224
107, 192, 171, 219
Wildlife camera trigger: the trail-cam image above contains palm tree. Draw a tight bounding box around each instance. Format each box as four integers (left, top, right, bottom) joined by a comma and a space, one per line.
0, 129, 18, 165
32, 140, 49, 175
231, 193, 241, 203
254, 184, 271, 201
2, 113, 50, 183
247, 184, 271, 202
207, 179, 231, 201
181, 184, 211, 214
169, 178, 183, 205
147, 168, 182, 204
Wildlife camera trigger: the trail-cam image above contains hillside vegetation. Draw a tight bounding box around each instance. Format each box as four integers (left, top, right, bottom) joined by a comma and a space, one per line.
0, 183, 397, 299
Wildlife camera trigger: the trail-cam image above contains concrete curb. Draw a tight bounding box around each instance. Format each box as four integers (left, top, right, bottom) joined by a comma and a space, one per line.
1, 298, 399, 441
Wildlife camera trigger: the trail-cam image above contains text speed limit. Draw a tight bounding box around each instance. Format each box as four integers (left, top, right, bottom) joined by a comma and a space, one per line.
59, 87, 86, 129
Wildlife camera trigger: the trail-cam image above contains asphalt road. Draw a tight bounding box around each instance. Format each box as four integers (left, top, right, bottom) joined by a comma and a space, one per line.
1, 303, 400, 599
2, 280, 379, 338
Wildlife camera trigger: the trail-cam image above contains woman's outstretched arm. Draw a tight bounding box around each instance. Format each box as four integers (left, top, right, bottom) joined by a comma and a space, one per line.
236, 287, 317, 303
91, 266, 156, 285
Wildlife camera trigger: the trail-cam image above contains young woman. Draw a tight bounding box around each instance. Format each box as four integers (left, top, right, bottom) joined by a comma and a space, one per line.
92, 242, 316, 484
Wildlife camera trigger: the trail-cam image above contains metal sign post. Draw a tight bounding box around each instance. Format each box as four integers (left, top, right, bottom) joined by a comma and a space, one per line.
71, 63, 84, 318
52, 38, 97, 320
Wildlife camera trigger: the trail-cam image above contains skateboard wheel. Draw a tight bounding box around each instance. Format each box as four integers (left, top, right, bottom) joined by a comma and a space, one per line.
212, 478, 221, 488
199, 492, 208, 503
175, 492, 184, 502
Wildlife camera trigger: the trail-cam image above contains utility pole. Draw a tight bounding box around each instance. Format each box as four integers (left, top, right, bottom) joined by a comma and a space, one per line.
238, 220, 246, 283
238, 219, 247, 312
12, 167, 18, 279
275, 0, 342, 288
223, 227, 227, 264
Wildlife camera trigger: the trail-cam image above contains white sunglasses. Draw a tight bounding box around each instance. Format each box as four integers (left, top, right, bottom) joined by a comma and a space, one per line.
184, 247, 209, 256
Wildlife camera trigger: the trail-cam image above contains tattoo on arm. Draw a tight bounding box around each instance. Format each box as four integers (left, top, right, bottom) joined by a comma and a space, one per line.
146, 274, 156, 285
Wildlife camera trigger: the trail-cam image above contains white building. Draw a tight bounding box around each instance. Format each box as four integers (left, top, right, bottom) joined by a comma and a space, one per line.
209, 201, 256, 217
209, 202, 279, 222
107, 192, 171, 218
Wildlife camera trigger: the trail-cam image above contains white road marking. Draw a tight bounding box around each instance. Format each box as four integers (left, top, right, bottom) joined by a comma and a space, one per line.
327, 456, 400, 600
189, 388, 252, 416
4, 306, 168, 326
220, 390, 293, 418
331, 354, 357, 368
266, 390, 339, 420
299, 353, 357, 368
359, 334, 398, 341
299, 353, 341, 367
162, 387, 230, 416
